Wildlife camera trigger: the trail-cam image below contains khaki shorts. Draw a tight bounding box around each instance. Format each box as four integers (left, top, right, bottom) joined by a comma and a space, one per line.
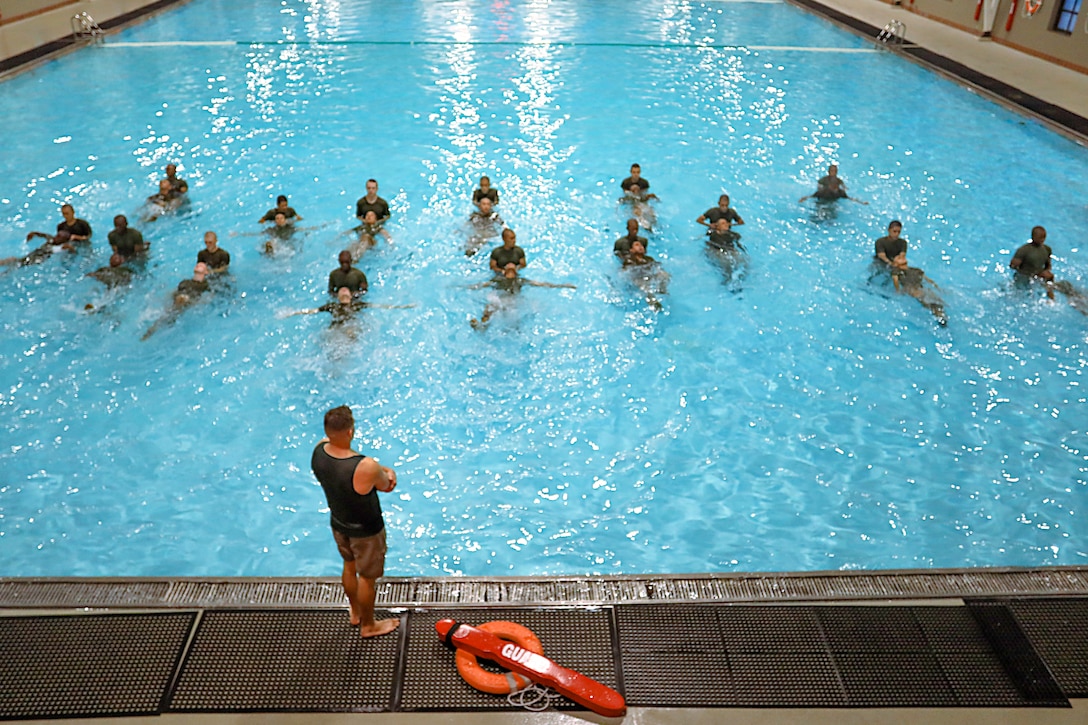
332, 528, 387, 580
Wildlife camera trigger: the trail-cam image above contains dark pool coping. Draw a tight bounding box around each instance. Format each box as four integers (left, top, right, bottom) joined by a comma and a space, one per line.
2, 566, 1087, 609
786, 0, 1088, 143
0, 0, 192, 78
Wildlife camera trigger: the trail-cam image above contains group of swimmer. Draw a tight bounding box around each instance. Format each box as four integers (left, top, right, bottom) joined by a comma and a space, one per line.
6, 161, 1083, 334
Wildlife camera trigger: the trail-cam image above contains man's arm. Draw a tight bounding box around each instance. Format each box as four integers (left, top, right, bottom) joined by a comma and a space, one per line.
352, 457, 396, 495
1009, 248, 1024, 270
526, 280, 576, 289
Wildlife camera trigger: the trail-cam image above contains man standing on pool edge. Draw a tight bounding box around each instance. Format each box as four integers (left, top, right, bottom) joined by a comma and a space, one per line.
311, 405, 400, 638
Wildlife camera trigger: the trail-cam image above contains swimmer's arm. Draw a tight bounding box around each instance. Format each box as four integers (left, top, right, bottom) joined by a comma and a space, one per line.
489, 257, 501, 273
696, 214, 710, 227
353, 457, 396, 495
1009, 253, 1023, 270
876, 252, 893, 266
733, 213, 745, 225
208, 264, 229, 274
924, 275, 939, 288
176, 179, 189, 194
526, 280, 576, 289
283, 308, 321, 317
892, 275, 902, 292
468, 280, 494, 290
25, 232, 50, 242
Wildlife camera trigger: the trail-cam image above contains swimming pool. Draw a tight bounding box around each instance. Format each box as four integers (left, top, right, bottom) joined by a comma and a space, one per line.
1, 0, 1086, 578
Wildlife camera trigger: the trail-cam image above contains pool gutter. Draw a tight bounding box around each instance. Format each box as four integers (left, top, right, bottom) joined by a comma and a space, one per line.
2, 566, 1087, 610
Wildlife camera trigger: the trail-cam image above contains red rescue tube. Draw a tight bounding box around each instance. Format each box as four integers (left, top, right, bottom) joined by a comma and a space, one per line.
974, 0, 984, 20
455, 621, 543, 695
436, 618, 627, 718
1006, 0, 1018, 30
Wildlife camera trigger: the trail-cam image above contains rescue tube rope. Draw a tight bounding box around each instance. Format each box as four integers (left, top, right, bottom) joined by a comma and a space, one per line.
1023, 0, 1042, 17
454, 620, 545, 695
507, 682, 565, 711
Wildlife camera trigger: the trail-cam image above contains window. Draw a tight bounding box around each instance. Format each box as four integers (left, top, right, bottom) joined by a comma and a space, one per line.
1053, 0, 1082, 33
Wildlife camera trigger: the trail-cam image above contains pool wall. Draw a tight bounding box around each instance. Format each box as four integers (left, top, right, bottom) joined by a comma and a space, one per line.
865, 0, 1088, 73
0, 0, 188, 73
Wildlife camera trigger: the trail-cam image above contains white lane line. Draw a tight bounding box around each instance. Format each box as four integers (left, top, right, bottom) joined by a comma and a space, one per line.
103, 41, 240, 47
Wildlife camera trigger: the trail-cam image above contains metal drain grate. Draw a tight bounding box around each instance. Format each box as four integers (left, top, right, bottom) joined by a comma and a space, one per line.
0, 612, 194, 721
399, 608, 619, 712
168, 609, 402, 712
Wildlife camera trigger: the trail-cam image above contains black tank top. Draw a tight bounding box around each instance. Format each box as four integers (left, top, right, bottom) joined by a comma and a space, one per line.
310, 443, 384, 538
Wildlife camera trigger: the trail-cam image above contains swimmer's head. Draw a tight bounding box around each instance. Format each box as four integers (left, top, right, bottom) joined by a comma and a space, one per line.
366, 178, 378, 196
193, 262, 209, 280
719, 194, 730, 207
888, 220, 902, 238
323, 405, 354, 436
165, 163, 178, 177
630, 240, 646, 256
203, 231, 218, 251
627, 183, 641, 195
479, 175, 491, 189
276, 194, 289, 209
503, 263, 518, 279
828, 164, 839, 175
1031, 225, 1047, 244
159, 179, 173, 194
336, 286, 353, 304
274, 212, 288, 226
61, 204, 75, 222
113, 214, 128, 230
629, 163, 641, 179
501, 227, 516, 246
626, 218, 639, 235
892, 252, 907, 269
109, 253, 124, 267
338, 250, 353, 269
363, 210, 378, 224
713, 218, 731, 232
54, 230, 71, 244
478, 197, 493, 214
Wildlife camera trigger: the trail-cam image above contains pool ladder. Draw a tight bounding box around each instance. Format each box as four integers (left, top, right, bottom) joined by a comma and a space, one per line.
71, 12, 104, 43
877, 19, 906, 46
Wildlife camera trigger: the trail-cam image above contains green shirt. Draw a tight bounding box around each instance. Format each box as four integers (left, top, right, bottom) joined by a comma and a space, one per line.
89, 265, 134, 288
108, 227, 145, 257
1012, 242, 1052, 277
874, 235, 906, 261
261, 207, 298, 222
197, 248, 231, 269
329, 267, 368, 294
490, 244, 526, 269
613, 234, 648, 256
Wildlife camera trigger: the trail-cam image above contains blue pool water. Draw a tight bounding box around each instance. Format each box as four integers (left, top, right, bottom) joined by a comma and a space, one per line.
1, 0, 1086, 578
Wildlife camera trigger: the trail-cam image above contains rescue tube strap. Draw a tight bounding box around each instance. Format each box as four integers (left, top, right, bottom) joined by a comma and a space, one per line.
507, 683, 564, 712
443, 621, 465, 647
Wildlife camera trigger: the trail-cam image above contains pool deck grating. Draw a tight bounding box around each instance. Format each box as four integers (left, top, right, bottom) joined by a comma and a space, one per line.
2, 599, 1084, 719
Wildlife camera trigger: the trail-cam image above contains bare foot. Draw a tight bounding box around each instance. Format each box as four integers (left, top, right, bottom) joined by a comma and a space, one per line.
359, 618, 400, 638
349, 608, 362, 627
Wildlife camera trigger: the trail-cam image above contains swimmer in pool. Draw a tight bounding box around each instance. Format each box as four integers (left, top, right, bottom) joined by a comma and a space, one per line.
350, 210, 392, 258
163, 163, 188, 195
144, 179, 184, 222
614, 218, 649, 260
622, 239, 669, 310
1010, 225, 1055, 295
0, 230, 74, 267
57, 204, 93, 242
619, 182, 658, 232
799, 164, 867, 205
466, 197, 506, 257
108, 215, 148, 260
889, 253, 948, 326
286, 286, 414, 327
706, 218, 743, 253
262, 212, 297, 254
259, 194, 302, 224
141, 262, 211, 339
874, 220, 907, 269
472, 175, 499, 208
469, 264, 575, 329
197, 231, 231, 274
329, 250, 368, 296
619, 163, 650, 193
696, 194, 744, 228
1010, 226, 1087, 314
355, 178, 390, 226
488, 228, 526, 273
86, 253, 134, 289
